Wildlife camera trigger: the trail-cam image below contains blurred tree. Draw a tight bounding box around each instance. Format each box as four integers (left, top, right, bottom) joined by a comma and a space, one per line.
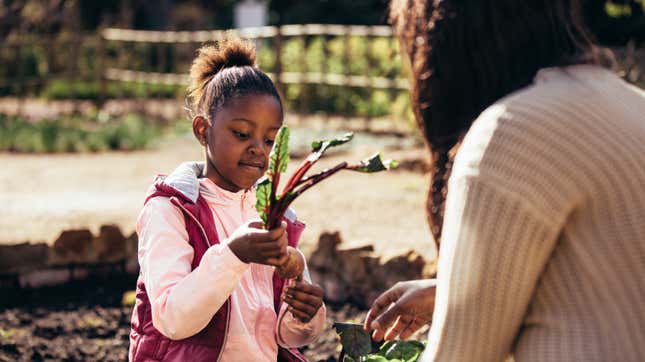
584, 0, 645, 44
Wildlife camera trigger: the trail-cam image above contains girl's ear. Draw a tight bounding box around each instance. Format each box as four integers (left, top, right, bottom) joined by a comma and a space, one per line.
192, 116, 209, 146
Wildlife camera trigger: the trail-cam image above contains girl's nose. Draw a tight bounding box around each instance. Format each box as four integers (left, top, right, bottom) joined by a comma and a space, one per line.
248, 138, 266, 156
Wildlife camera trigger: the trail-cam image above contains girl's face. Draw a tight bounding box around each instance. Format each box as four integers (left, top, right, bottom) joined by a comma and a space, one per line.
193, 94, 283, 192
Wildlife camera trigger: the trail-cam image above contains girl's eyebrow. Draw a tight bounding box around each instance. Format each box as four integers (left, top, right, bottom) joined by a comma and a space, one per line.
229, 118, 255, 126
230, 118, 280, 131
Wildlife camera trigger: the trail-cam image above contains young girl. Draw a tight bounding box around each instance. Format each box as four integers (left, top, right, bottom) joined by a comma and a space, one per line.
129, 37, 325, 362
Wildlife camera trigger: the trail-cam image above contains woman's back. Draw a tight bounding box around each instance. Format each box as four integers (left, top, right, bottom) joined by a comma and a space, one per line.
436, 64, 645, 361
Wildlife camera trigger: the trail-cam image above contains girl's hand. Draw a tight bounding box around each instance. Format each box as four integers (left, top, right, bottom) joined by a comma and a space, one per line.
228, 220, 289, 266
282, 280, 324, 323
364, 279, 436, 341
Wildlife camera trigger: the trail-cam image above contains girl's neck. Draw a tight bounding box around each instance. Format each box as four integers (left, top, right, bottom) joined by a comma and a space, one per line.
203, 157, 242, 193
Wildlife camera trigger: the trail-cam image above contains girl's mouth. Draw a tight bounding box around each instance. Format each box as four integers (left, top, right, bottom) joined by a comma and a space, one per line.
239, 161, 265, 171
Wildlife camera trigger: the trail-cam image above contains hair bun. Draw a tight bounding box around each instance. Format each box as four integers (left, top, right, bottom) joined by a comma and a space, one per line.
189, 37, 257, 94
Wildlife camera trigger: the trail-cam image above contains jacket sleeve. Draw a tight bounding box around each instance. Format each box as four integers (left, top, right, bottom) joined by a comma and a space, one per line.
137, 197, 249, 340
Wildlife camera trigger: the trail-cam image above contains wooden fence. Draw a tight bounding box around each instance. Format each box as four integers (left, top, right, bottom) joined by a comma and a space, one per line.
0, 25, 643, 123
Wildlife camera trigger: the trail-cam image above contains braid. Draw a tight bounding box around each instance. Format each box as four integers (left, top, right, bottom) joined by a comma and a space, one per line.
427, 141, 456, 249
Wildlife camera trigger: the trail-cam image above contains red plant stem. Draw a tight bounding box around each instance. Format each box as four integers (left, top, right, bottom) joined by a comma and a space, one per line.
282, 159, 313, 195
292, 162, 347, 197
345, 161, 368, 171
266, 161, 348, 230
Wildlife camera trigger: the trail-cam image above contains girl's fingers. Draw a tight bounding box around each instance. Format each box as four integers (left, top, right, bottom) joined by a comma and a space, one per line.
287, 306, 313, 323
283, 293, 320, 316
283, 289, 323, 308
256, 241, 286, 254
285, 282, 324, 298
266, 222, 287, 240
259, 245, 287, 257
266, 254, 289, 266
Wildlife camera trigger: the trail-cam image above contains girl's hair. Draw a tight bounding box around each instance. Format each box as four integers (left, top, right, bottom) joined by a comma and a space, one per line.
188, 36, 282, 121
389, 0, 599, 247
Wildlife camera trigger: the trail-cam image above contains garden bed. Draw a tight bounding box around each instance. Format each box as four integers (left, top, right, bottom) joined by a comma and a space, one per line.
0, 278, 364, 362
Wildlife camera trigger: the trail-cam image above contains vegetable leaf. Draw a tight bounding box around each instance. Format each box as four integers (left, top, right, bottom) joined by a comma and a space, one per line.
310, 133, 354, 156
377, 340, 425, 361
269, 126, 290, 175
334, 322, 374, 359
255, 177, 271, 225
351, 153, 398, 173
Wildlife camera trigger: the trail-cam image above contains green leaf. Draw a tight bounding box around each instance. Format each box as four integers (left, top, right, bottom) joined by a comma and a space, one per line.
377, 340, 425, 362
269, 126, 290, 175
311, 132, 354, 155
351, 153, 398, 173
255, 177, 272, 226
363, 356, 390, 362
334, 322, 373, 359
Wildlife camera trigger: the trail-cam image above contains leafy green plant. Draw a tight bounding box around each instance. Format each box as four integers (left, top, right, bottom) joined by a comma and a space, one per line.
0, 113, 169, 153
334, 322, 426, 362
255, 126, 397, 230
255, 125, 396, 279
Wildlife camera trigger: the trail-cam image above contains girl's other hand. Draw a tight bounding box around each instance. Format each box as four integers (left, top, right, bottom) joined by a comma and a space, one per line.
228, 220, 289, 266
282, 280, 324, 323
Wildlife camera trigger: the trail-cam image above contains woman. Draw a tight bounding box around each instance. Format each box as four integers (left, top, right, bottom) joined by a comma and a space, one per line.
364, 1, 645, 361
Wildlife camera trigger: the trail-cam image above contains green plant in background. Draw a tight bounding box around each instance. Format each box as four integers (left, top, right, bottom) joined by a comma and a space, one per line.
334, 323, 426, 362
0, 113, 171, 153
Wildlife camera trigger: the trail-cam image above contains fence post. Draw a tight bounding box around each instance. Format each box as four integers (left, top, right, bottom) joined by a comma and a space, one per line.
15, 39, 24, 115
96, 28, 107, 109
343, 26, 352, 122
274, 26, 285, 103
364, 29, 374, 132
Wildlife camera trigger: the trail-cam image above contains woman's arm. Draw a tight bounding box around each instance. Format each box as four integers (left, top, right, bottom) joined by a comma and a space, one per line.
137, 197, 249, 340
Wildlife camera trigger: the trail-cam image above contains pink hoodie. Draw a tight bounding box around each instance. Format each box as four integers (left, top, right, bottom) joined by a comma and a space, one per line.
129, 162, 325, 361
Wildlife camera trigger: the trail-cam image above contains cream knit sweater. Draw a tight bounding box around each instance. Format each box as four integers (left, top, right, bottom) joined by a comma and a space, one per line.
422, 65, 645, 362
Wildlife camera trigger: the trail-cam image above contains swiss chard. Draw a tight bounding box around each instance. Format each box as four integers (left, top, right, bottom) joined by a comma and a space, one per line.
255, 126, 397, 231
333, 322, 426, 362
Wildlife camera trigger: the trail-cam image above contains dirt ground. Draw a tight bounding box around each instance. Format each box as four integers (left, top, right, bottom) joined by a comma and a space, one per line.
0, 277, 376, 362
0, 122, 436, 260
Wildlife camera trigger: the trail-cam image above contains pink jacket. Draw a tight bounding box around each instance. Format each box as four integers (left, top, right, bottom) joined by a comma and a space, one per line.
129, 163, 324, 361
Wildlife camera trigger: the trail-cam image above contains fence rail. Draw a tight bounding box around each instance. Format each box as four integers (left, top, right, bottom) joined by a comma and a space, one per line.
0, 25, 643, 124
101, 24, 393, 42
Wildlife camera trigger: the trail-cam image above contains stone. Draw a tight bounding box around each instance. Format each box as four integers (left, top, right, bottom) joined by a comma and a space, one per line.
0, 243, 48, 273
93, 224, 126, 261
379, 250, 427, 289
308, 231, 342, 270
51, 229, 94, 264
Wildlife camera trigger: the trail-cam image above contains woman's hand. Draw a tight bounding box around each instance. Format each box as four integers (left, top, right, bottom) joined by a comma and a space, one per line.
227, 220, 289, 266
282, 280, 324, 323
364, 279, 437, 341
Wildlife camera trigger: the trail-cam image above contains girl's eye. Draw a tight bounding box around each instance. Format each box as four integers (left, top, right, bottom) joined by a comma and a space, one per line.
265, 139, 275, 146
233, 131, 249, 140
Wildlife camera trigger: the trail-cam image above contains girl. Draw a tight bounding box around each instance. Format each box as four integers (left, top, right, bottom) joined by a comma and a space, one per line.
129, 37, 325, 362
